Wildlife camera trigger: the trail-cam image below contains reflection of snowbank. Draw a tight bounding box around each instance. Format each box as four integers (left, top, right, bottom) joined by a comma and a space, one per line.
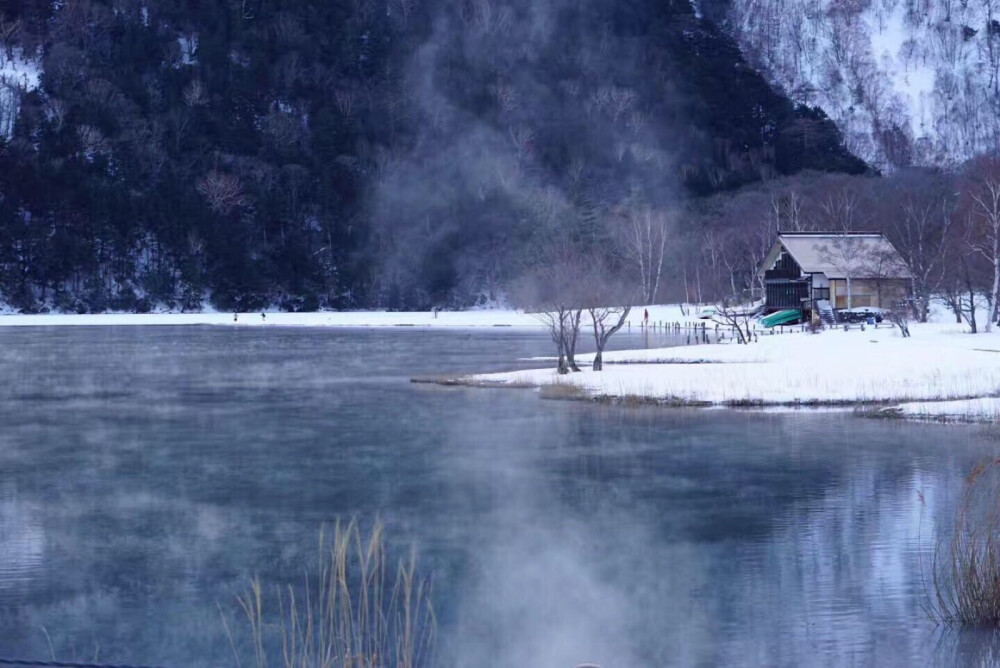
0, 491, 46, 599
0, 48, 42, 139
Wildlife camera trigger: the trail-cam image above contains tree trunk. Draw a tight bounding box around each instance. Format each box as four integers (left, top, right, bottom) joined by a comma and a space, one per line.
592, 350, 603, 371
846, 275, 853, 310
557, 352, 569, 374
555, 311, 569, 374
566, 309, 582, 372
967, 285, 978, 334
991, 254, 1000, 331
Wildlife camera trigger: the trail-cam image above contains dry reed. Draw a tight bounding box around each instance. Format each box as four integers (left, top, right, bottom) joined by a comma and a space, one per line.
223, 518, 436, 667
928, 457, 1000, 626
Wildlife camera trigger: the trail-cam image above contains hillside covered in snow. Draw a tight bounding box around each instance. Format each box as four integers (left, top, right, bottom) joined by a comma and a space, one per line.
719, 0, 1000, 170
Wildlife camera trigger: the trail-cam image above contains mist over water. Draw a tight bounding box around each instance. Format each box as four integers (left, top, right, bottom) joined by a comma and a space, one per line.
0, 326, 996, 666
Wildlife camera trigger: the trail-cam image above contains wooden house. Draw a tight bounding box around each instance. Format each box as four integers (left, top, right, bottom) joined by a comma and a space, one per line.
759, 232, 911, 324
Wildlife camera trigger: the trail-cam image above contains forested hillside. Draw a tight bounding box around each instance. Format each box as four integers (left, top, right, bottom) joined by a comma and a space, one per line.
0, 0, 865, 312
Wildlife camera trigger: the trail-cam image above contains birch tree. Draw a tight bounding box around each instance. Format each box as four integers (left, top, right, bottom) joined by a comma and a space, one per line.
964, 155, 1000, 331
618, 206, 670, 304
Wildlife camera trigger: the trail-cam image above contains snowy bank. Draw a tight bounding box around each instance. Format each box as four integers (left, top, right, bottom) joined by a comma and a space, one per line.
468, 321, 1000, 413
881, 398, 1000, 424
0, 310, 543, 329
0, 304, 703, 330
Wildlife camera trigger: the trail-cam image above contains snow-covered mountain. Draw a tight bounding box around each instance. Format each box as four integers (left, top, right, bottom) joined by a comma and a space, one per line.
720, 0, 1000, 170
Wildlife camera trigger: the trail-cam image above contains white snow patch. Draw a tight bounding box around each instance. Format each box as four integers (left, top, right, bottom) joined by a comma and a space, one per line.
177, 34, 198, 66
0, 48, 42, 139
888, 397, 1000, 423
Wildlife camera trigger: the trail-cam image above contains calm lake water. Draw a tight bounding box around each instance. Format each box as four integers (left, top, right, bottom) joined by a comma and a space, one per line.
0, 326, 998, 666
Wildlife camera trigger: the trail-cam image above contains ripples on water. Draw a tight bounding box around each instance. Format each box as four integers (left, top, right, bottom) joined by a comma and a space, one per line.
0, 326, 998, 666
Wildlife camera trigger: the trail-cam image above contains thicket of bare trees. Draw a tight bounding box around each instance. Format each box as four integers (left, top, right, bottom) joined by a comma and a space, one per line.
674, 163, 1000, 333
511, 245, 635, 374
500, 153, 1000, 359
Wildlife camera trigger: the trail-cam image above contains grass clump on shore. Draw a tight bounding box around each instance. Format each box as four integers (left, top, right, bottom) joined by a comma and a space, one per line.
223, 518, 436, 668
928, 458, 1000, 626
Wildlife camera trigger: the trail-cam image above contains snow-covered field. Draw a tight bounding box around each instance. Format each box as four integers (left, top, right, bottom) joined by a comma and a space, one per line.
470, 313, 1000, 421
0, 304, 704, 330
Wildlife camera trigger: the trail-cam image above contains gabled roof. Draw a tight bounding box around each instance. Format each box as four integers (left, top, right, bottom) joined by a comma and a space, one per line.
760, 232, 911, 280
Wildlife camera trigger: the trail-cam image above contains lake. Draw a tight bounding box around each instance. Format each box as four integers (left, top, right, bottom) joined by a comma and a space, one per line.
0, 326, 996, 666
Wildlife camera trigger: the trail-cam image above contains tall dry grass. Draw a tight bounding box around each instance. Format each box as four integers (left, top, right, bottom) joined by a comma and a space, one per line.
223, 518, 436, 667
928, 458, 1000, 626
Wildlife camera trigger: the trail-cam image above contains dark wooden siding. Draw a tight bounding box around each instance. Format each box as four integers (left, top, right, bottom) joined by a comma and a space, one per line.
766, 280, 810, 310
764, 250, 802, 281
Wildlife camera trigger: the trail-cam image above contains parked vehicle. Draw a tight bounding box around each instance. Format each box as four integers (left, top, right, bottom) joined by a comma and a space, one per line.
836, 307, 884, 324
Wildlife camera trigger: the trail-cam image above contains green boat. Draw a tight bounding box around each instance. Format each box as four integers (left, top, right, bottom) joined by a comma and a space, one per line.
759, 309, 801, 328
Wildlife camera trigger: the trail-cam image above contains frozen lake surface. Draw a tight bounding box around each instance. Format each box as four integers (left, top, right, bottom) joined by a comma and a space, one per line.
0, 326, 998, 666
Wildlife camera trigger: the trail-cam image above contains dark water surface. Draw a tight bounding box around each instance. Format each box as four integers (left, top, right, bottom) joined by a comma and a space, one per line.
0, 326, 997, 666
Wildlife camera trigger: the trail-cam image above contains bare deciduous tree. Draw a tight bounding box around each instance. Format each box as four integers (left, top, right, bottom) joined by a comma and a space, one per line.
0, 15, 21, 63
76, 124, 110, 157
197, 170, 246, 215
43, 98, 67, 132
886, 171, 954, 322
334, 87, 357, 120
713, 297, 756, 344
182, 79, 208, 107
510, 247, 588, 374
814, 233, 870, 311
707, 231, 759, 344
582, 262, 634, 371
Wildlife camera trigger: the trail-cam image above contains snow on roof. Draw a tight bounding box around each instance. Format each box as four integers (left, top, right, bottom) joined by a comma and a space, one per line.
763, 232, 911, 279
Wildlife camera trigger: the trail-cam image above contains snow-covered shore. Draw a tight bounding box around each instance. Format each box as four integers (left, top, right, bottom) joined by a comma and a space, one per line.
468, 318, 1000, 422
0, 310, 542, 329
0, 304, 703, 330
881, 397, 1000, 424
